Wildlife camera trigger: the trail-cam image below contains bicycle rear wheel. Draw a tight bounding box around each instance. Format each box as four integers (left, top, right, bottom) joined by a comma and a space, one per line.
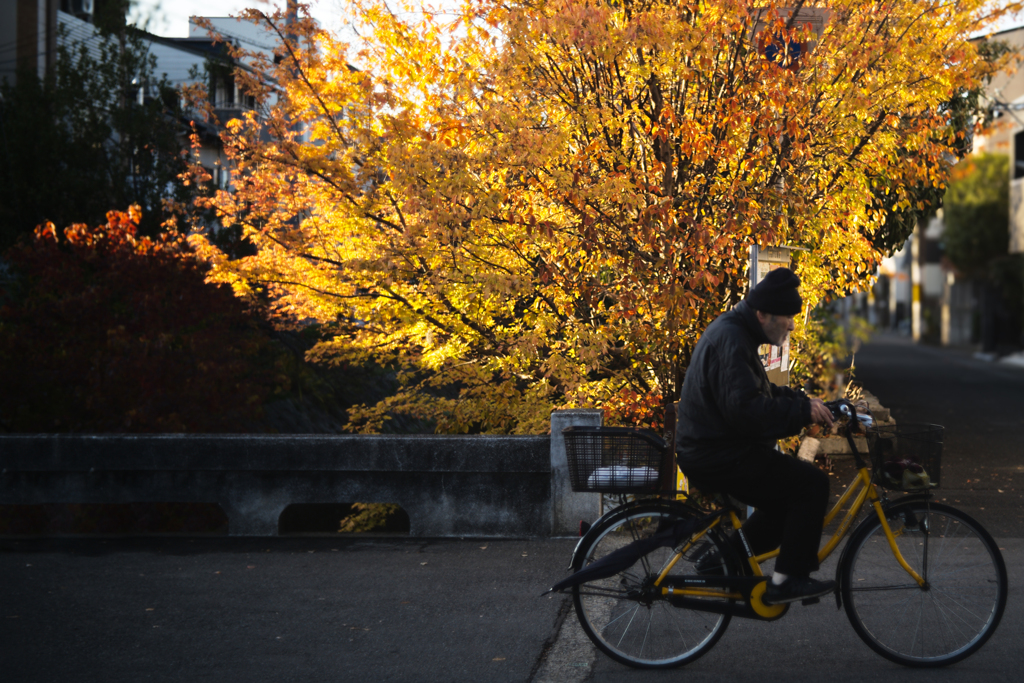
841, 500, 1007, 667
572, 502, 734, 669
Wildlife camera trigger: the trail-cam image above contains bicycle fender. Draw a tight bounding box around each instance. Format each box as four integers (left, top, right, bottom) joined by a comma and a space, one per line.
568, 500, 646, 570
568, 499, 672, 569
567, 499, 706, 570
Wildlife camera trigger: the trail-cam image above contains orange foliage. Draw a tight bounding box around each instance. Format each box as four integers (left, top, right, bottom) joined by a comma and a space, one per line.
0, 209, 285, 432
185, 0, 1015, 433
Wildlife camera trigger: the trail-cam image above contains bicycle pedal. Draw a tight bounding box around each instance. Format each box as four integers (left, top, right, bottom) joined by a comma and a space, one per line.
801, 597, 820, 606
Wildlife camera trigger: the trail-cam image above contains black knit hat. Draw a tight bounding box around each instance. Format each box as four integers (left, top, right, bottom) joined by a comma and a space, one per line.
746, 267, 802, 315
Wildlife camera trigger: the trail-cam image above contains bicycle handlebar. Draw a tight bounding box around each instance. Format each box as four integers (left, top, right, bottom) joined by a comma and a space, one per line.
824, 398, 874, 430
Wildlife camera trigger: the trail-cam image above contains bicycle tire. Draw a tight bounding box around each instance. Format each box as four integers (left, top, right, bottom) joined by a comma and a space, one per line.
571, 501, 735, 669
841, 500, 1007, 667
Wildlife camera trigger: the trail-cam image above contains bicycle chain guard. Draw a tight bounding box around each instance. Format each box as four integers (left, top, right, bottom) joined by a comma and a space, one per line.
749, 580, 788, 619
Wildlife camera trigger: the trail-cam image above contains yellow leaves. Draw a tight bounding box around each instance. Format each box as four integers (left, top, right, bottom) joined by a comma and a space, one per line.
186, 0, 1005, 433
434, 120, 472, 148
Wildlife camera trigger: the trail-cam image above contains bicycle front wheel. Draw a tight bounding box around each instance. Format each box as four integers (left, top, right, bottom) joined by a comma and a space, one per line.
572, 502, 734, 669
841, 501, 1007, 667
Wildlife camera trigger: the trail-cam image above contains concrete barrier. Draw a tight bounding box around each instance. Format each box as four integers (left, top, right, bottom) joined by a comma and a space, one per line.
0, 433, 553, 537
549, 409, 602, 535
0, 409, 605, 537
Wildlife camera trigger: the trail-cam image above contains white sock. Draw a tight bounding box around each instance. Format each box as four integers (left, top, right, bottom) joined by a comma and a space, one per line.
771, 572, 788, 586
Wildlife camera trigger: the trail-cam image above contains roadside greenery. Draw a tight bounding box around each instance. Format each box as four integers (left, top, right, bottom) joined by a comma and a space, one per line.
0, 209, 287, 432
944, 153, 1023, 347
0, 22, 195, 250
943, 153, 1010, 277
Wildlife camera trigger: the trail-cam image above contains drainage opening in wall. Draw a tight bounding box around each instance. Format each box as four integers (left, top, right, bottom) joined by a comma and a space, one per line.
278, 503, 411, 535
0, 503, 229, 535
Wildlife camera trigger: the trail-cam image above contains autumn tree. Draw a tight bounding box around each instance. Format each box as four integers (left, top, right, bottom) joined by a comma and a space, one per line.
0, 208, 288, 433
188, 0, 1015, 434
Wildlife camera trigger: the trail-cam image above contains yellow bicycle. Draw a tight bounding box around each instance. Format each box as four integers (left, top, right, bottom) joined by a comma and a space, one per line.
549, 400, 1007, 669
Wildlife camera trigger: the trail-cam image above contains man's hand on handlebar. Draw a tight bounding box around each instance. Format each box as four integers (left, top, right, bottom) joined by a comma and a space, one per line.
809, 398, 835, 427
821, 398, 875, 431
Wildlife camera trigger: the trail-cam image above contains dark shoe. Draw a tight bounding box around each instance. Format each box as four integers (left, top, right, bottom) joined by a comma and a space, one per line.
763, 576, 835, 605
692, 544, 725, 576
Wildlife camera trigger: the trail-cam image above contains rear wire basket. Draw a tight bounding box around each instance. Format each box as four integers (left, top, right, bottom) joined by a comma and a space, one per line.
867, 423, 943, 491
562, 426, 668, 493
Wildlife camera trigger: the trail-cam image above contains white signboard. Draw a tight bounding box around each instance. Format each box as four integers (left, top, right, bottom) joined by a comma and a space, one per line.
750, 246, 793, 384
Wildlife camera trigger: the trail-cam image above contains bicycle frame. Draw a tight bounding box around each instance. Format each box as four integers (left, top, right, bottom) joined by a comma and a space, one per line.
648, 459, 928, 620
750, 463, 925, 585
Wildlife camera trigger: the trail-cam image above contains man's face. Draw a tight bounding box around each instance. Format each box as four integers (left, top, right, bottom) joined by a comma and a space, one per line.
756, 311, 796, 346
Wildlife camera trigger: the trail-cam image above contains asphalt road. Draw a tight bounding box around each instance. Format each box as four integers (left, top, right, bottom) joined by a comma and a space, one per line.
577, 540, 1024, 683
3, 333, 1023, 682
851, 332, 1024, 537
1, 536, 577, 683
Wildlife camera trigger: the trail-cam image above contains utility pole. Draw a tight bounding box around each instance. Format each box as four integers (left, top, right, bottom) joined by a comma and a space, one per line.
910, 221, 922, 342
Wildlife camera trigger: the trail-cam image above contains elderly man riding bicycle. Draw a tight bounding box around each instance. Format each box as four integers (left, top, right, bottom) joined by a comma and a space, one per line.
675, 267, 836, 605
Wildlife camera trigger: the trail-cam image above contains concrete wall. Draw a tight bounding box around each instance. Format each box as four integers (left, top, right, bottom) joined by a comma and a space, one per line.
0, 433, 556, 537
549, 410, 602, 535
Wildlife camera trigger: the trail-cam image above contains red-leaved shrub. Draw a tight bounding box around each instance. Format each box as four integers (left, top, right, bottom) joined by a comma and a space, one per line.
0, 208, 287, 432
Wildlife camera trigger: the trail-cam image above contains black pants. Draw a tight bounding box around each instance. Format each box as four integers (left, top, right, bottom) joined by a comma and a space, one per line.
684, 448, 830, 577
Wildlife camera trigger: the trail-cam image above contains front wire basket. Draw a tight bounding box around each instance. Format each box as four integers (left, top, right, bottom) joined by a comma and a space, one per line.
867, 423, 943, 491
562, 426, 668, 493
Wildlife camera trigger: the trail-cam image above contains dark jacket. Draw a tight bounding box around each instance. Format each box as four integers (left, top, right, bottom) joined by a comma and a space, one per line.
675, 300, 811, 472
